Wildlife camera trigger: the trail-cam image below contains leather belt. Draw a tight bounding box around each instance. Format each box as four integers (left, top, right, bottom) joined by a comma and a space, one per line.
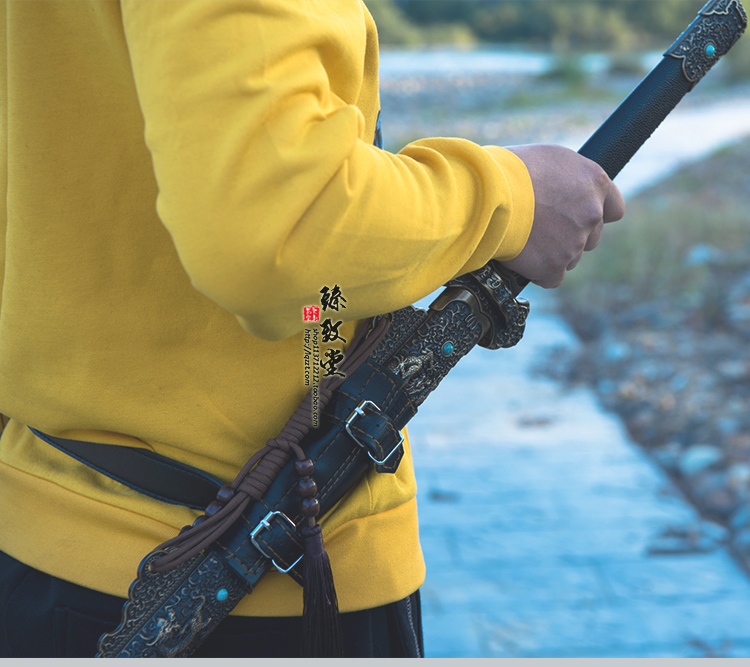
216, 356, 414, 587
29, 427, 223, 510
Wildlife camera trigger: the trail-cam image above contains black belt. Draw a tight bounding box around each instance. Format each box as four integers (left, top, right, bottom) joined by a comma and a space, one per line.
29, 427, 223, 510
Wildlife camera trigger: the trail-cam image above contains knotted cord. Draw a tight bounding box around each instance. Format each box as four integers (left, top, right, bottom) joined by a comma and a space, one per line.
150, 315, 391, 572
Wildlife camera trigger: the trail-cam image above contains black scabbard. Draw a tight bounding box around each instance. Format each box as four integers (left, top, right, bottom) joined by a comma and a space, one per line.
97, 355, 418, 657
97, 254, 525, 657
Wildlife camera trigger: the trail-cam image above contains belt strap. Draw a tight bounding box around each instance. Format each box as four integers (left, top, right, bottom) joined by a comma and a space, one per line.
214, 357, 414, 587
29, 427, 223, 510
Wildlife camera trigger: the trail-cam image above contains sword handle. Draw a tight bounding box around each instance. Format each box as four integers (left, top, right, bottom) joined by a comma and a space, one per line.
493, 1, 746, 302
96, 548, 247, 658
579, 0, 747, 179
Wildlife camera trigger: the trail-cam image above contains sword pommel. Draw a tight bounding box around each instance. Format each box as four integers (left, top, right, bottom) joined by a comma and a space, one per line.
666, 0, 747, 88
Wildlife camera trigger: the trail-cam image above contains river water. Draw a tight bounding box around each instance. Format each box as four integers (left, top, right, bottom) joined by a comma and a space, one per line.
378, 46, 750, 198
381, 47, 750, 314
379, 46, 663, 79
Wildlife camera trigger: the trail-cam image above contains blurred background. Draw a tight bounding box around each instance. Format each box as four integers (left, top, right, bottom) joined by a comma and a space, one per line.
364, 0, 750, 658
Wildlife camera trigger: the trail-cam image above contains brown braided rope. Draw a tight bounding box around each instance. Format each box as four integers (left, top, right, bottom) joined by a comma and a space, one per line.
150, 315, 392, 572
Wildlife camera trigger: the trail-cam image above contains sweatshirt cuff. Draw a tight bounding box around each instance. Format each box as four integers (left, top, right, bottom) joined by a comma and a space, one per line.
483, 145, 535, 261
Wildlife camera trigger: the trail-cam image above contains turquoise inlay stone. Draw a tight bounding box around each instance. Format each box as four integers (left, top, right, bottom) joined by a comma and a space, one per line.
216, 588, 229, 602
441, 342, 454, 356
706, 43, 716, 57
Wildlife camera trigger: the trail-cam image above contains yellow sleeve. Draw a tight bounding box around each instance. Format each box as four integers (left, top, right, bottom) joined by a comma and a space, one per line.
120, 0, 534, 341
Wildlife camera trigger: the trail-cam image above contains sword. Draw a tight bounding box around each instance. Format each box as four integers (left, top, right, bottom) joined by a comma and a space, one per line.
97, 0, 746, 657
496, 0, 748, 298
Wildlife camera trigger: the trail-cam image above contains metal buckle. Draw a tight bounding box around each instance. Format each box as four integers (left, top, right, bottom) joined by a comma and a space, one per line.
249, 510, 303, 574
345, 399, 404, 466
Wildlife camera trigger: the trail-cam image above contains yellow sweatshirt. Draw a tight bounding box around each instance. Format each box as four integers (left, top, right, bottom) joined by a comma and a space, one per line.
0, 0, 533, 615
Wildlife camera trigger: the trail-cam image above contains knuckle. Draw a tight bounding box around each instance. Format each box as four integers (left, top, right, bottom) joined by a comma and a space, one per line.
582, 204, 604, 229
605, 196, 626, 223
592, 163, 610, 188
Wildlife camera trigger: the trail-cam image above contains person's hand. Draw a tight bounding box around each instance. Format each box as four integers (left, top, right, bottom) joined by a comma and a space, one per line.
500, 144, 625, 288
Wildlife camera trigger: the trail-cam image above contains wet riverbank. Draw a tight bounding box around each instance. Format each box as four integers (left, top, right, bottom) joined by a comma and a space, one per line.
378, 55, 750, 656
547, 136, 750, 579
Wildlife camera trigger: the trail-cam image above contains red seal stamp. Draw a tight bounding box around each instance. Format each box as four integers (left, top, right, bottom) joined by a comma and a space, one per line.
303, 306, 320, 322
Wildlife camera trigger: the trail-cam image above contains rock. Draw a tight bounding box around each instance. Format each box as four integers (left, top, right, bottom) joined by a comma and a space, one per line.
717, 416, 741, 437
678, 444, 724, 478
717, 360, 748, 381
659, 393, 676, 411
729, 503, 750, 531
670, 374, 689, 392
647, 521, 728, 556
728, 463, 750, 498
597, 379, 616, 396
428, 489, 459, 503
570, 309, 607, 341
545, 255, 750, 549
652, 441, 683, 472
727, 433, 750, 463
604, 341, 631, 362
689, 470, 739, 521
730, 528, 750, 570
726, 271, 750, 338
699, 519, 730, 544
617, 381, 641, 401
684, 243, 725, 267
617, 303, 665, 328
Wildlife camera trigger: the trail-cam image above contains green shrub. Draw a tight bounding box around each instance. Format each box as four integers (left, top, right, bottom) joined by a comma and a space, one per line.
364, 0, 422, 46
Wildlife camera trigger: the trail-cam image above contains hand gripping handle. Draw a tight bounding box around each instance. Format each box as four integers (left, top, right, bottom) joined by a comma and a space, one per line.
494, 0, 747, 299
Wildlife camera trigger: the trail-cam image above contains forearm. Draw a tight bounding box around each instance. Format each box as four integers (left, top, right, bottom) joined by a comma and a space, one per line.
121, 0, 534, 340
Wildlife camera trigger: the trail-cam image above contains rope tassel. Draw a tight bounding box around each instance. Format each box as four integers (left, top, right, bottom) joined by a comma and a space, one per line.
301, 523, 343, 657
145, 318, 394, 657
149, 316, 391, 574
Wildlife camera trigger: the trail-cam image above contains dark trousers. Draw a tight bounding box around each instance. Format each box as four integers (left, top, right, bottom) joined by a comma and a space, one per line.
0, 550, 423, 658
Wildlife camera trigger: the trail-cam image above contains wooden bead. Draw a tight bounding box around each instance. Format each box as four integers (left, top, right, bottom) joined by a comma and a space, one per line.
205, 501, 223, 517
296, 476, 317, 498
300, 497, 320, 517
294, 458, 315, 477
216, 484, 235, 504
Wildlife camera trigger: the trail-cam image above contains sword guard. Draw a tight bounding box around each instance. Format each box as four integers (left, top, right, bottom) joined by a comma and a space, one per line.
445, 261, 530, 350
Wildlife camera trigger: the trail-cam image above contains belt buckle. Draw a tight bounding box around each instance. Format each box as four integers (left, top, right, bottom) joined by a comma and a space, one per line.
249, 510, 303, 574
345, 399, 404, 466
